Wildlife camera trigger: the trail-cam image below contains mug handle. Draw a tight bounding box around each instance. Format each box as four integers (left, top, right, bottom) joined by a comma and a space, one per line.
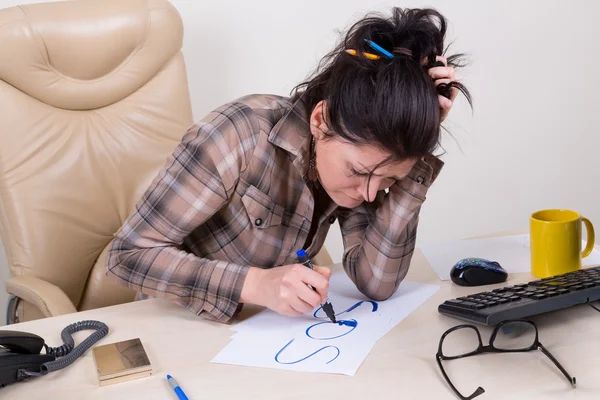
582, 217, 595, 258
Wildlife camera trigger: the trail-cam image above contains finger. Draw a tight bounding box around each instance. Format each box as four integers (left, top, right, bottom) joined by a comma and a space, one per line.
439, 95, 451, 122
436, 55, 448, 67
434, 78, 452, 87
428, 66, 456, 80
295, 281, 322, 309
280, 304, 304, 317
313, 266, 332, 301
438, 95, 452, 111
288, 289, 316, 314
301, 268, 329, 300
450, 86, 459, 102
314, 265, 332, 280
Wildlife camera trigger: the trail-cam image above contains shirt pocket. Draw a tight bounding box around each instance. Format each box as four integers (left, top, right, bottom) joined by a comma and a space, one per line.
241, 185, 284, 228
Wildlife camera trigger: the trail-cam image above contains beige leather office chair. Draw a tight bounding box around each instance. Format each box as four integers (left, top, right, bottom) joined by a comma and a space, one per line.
0, 0, 194, 323
0, 0, 333, 324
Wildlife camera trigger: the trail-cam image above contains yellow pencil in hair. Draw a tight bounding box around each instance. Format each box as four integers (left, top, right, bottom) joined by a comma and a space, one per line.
345, 49, 380, 60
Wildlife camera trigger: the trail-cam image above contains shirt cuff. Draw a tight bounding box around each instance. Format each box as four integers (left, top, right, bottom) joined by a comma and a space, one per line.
193, 261, 249, 323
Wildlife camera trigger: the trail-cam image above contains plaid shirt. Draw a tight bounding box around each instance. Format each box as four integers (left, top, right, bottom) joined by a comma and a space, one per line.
106, 94, 443, 323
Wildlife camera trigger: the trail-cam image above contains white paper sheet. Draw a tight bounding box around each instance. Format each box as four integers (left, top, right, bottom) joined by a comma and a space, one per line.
211, 270, 439, 375
419, 234, 600, 281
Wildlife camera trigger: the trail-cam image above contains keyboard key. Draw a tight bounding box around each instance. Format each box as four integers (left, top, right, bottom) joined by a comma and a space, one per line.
532, 294, 547, 300
541, 281, 565, 287
560, 283, 578, 288
444, 299, 463, 305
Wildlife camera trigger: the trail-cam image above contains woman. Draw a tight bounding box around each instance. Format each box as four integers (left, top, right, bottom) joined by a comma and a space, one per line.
106, 7, 472, 323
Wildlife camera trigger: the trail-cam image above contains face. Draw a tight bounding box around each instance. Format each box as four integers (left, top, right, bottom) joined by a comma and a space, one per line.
310, 101, 418, 208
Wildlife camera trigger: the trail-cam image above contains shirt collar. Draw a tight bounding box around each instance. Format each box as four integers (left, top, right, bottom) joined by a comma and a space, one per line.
267, 95, 312, 176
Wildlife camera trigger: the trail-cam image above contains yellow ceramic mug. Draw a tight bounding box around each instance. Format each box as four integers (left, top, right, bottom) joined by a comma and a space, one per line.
530, 209, 595, 278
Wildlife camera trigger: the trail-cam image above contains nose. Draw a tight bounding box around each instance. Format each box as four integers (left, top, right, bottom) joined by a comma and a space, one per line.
359, 177, 379, 202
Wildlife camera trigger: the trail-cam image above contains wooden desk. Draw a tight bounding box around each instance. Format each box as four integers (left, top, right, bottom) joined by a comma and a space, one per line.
2, 249, 600, 399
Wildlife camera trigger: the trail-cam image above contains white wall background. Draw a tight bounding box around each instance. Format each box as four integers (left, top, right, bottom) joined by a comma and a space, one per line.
172, 0, 600, 261
1, 0, 599, 323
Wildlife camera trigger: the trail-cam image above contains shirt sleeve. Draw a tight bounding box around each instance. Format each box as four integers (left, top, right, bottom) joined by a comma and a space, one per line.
337, 155, 444, 300
106, 102, 259, 323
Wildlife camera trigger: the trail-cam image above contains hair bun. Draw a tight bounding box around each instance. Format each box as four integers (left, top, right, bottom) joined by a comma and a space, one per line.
291, 6, 473, 164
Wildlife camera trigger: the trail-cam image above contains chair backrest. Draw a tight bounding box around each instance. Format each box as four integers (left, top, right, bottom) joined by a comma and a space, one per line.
0, 0, 193, 315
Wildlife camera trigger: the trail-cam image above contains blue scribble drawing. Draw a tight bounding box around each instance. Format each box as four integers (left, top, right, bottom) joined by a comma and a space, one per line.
313, 300, 378, 319
306, 319, 357, 340
274, 300, 378, 365
275, 339, 340, 364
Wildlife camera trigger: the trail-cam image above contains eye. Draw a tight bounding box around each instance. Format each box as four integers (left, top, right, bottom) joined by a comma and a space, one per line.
350, 167, 368, 177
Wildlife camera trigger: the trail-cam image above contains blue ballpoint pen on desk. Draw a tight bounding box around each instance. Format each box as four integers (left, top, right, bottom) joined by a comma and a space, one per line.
167, 374, 189, 400
296, 249, 337, 323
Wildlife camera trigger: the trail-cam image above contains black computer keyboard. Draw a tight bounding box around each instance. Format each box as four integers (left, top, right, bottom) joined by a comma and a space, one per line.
438, 265, 600, 325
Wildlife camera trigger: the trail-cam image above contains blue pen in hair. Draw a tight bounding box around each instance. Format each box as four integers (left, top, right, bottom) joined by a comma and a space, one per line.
363, 38, 394, 59
296, 249, 337, 323
167, 374, 189, 400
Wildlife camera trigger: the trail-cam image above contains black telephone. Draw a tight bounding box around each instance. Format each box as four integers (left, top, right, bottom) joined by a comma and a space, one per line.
0, 320, 108, 387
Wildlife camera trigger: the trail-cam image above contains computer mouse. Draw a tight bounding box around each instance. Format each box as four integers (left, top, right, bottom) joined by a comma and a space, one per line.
450, 257, 508, 287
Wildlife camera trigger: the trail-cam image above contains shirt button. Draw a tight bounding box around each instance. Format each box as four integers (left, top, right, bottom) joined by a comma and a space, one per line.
254, 218, 263, 226
416, 176, 425, 184
328, 216, 336, 224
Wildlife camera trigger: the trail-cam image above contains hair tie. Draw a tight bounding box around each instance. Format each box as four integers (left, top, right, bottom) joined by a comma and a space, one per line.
392, 47, 413, 57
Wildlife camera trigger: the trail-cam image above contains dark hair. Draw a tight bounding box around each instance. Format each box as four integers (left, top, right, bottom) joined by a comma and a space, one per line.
291, 7, 472, 164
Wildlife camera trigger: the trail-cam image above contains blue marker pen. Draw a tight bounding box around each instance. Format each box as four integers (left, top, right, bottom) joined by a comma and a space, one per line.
167, 374, 189, 400
296, 249, 337, 323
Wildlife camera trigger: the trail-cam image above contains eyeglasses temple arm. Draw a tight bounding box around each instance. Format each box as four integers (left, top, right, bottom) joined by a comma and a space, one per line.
436, 355, 485, 400
537, 343, 576, 388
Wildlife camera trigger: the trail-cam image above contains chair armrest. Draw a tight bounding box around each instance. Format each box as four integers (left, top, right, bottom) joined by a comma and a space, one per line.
6, 276, 77, 318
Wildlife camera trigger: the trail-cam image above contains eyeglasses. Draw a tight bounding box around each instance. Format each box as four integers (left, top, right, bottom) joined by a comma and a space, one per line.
436, 319, 576, 400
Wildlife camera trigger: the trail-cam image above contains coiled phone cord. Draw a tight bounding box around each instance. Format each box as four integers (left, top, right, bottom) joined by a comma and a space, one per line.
23, 320, 109, 377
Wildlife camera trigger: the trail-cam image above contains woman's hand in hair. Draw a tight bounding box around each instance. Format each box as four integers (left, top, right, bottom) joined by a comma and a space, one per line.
428, 56, 458, 122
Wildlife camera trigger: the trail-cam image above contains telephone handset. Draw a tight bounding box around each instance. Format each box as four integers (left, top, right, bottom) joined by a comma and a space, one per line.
0, 320, 108, 387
